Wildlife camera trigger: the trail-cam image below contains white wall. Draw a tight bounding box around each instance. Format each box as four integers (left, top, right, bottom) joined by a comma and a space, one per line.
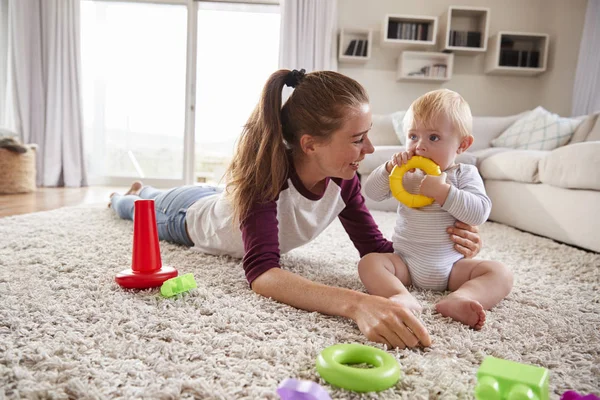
337, 0, 587, 116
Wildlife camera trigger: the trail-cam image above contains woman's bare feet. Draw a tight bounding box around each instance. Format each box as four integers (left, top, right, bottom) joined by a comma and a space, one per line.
389, 292, 423, 313
435, 295, 486, 330
108, 181, 143, 208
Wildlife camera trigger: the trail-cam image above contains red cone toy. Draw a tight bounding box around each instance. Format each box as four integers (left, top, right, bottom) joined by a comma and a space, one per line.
115, 199, 178, 289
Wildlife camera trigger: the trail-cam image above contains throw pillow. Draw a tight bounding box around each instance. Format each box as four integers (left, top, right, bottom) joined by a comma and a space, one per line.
391, 111, 407, 145
490, 106, 583, 150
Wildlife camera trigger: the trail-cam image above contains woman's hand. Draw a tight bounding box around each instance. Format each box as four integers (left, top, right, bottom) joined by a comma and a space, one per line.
448, 221, 481, 258
350, 293, 431, 349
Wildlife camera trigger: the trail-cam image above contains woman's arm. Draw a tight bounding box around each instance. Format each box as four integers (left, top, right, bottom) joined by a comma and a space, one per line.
252, 268, 431, 349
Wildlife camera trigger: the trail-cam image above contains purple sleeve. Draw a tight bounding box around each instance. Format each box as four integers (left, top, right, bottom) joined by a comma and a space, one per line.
240, 200, 281, 285
336, 175, 394, 256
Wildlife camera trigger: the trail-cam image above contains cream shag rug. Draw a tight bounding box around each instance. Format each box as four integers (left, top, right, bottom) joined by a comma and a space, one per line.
0, 206, 599, 400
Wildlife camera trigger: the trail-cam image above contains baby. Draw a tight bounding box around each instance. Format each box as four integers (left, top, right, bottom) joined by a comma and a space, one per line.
359, 89, 513, 330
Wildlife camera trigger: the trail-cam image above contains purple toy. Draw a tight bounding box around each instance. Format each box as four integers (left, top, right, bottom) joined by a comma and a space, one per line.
561, 391, 600, 400
277, 378, 332, 400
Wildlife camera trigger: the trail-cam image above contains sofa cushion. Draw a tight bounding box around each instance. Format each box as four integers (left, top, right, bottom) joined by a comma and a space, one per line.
491, 106, 583, 151
470, 113, 526, 151
471, 147, 514, 167
391, 111, 407, 145
539, 142, 600, 190
479, 150, 548, 183
568, 112, 599, 144
369, 114, 401, 146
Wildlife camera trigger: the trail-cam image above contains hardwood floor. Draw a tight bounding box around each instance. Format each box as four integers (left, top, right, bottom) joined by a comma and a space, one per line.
0, 186, 128, 218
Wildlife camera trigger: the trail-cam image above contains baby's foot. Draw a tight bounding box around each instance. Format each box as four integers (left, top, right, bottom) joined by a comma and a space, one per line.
389, 293, 423, 313
435, 295, 486, 330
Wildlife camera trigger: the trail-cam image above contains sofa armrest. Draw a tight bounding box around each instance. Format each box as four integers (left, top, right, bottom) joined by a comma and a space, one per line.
370, 114, 402, 146
359, 146, 478, 176
539, 142, 600, 190
358, 146, 404, 175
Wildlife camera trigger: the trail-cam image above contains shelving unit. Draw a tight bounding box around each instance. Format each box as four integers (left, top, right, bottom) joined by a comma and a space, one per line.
438, 6, 490, 54
380, 14, 437, 50
485, 32, 549, 76
396, 51, 454, 82
338, 28, 372, 63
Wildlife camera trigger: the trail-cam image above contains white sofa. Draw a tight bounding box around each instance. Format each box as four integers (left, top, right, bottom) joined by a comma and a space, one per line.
359, 110, 600, 253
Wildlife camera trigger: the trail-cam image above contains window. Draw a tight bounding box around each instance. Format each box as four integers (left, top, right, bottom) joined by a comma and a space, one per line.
194, 2, 280, 184
80, 0, 280, 186
81, 1, 188, 184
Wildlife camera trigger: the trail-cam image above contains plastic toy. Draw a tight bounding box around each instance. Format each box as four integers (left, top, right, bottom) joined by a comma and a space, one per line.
389, 156, 441, 208
315, 343, 400, 393
161, 273, 197, 297
475, 356, 549, 400
115, 199, 178, 289
276, 378, 331, 400
560, 391, 600, 400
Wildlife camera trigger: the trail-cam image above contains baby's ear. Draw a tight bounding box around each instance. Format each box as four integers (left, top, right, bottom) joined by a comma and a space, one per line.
457, 135, 474, 154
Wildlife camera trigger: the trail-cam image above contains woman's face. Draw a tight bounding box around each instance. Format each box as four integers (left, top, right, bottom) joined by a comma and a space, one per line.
313, 104, 374, 180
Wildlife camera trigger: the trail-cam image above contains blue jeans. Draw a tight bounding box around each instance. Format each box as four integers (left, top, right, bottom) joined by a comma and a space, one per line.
110, 185, 222, 246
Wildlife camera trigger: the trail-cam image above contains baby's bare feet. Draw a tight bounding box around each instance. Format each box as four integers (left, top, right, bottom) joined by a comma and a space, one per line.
435, 295, 486, 330
389, 293, 423, 313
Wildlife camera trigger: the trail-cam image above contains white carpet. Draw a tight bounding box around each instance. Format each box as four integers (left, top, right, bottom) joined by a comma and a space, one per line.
0, 205, 599, 399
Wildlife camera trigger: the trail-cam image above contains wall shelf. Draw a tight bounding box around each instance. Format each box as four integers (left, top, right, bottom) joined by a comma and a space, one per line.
338, 28, 372, 64
485, 32, 549, 76
397, 51, 454, 82
381, 14, 437, 50
438, 6, 490, 54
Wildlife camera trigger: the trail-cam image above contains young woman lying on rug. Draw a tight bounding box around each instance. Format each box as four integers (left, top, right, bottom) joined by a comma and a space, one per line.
359, 89, 513, 330
109, 69, 482, 350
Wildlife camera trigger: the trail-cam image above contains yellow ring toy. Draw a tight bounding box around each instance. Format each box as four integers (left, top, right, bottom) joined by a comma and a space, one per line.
389, 156, 441, 208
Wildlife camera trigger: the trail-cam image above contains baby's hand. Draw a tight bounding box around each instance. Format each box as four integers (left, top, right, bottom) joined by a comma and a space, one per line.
420, 173, 449, 200
386, 150, 415, 173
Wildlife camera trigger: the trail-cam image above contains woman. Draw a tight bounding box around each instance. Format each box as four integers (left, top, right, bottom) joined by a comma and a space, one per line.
110, 69, 481, 349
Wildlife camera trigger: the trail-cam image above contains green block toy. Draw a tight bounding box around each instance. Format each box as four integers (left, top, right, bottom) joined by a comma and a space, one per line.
160, 273, 197, 297
475, 356, 549, 400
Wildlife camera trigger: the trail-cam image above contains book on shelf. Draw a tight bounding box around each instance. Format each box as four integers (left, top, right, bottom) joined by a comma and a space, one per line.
355, 40, 364, 56
387, 20, 430, 41
449, 30, 481, 48
407, 63, 447, 78
344, 40, 357, 56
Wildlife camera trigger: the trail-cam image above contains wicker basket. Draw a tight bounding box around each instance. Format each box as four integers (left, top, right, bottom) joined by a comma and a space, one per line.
0, 145, 37, 194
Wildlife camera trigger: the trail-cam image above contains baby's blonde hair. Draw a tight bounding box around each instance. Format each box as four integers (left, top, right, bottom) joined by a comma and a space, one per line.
403, 89, 473, 138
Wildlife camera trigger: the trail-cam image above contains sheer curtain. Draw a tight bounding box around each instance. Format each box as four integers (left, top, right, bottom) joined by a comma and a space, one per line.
0, 0, 17, 133
278, 0, 338, 72
6, 0, 86, 187
572, 0, 600, 116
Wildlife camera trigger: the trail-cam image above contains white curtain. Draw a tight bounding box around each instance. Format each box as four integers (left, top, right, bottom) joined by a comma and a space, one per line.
572, 0, 600, 116
0, 0, 17, 133
278, 0, 338, 72
7, 0, 86, 187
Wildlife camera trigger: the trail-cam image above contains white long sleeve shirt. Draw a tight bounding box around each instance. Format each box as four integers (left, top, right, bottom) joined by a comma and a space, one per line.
364, 162, 491, 289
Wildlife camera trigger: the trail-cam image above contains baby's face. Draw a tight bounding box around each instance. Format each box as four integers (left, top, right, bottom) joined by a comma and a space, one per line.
405, 115, 464, 170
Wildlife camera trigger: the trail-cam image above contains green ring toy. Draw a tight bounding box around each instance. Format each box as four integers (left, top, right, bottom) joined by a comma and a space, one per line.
315, 344, 401, 392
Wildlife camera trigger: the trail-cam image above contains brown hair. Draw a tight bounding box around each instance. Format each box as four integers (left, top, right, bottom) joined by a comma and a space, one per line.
225, 69, 369, 223
403, 89, 473, 138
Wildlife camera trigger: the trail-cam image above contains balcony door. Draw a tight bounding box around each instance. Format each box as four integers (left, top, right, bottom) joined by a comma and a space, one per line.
81, 0, 280, 187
